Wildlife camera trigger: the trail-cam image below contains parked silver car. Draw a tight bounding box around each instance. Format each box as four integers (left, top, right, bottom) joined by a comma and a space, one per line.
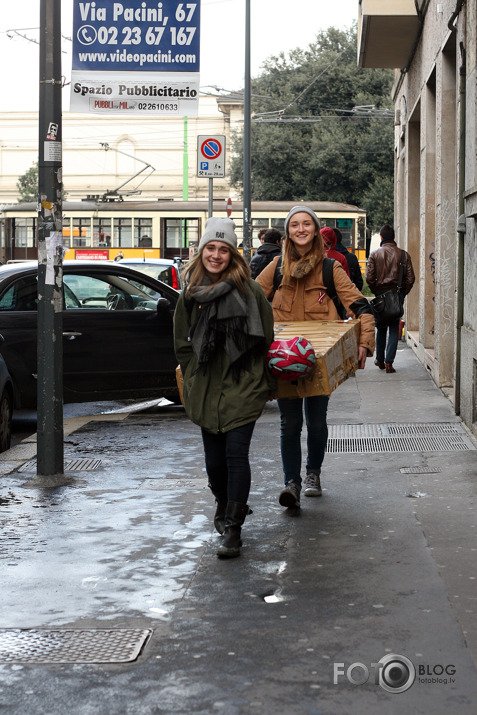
118, 257, 183, 290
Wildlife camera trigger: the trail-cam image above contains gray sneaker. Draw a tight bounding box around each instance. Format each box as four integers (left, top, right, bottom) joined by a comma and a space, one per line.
279, 482, 301, 508
303, 470, 322, 497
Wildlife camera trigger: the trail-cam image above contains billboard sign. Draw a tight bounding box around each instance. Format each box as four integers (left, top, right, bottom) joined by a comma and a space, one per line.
71, 1, 200, 116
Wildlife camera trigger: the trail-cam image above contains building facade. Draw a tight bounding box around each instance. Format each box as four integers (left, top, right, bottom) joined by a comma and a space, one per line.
358, 0, 477, 438
0, 92, 244, 204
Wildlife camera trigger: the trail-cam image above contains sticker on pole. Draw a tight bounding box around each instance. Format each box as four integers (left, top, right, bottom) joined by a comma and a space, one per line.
197, 135, 225, 178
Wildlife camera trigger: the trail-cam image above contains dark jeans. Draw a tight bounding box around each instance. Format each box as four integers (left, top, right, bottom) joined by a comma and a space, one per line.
375, 293, 404, 364
375, 319, 400, 364
277, 395, 329, 487
201, 422, 256, 504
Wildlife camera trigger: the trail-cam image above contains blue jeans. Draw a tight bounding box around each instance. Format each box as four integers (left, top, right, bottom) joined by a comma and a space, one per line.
201, 422, 256, 504
277, 396, 329, 487
375, 319, 400, 364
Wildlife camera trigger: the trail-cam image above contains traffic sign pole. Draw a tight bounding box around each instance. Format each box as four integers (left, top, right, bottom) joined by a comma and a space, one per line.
208, 178, 213, 218
242, 0, 252, 263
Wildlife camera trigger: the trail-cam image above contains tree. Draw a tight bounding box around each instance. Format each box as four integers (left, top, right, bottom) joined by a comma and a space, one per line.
16, 161, 67, 203
17, 162, 38, 203
229, 26, 394, 232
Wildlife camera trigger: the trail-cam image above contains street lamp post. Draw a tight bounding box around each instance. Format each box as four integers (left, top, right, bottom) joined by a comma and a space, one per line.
37, 0, 64, 476
242, 0, 252, 262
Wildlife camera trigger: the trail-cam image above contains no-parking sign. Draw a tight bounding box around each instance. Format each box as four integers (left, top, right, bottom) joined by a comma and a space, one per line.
197, 135, 225, 178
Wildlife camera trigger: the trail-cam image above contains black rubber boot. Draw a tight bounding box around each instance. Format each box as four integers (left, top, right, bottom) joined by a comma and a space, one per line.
217, 501, 249, 559
209, 486, 227, 535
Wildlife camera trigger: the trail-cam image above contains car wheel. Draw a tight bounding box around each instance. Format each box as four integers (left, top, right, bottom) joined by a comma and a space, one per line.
0, 389, 12, 452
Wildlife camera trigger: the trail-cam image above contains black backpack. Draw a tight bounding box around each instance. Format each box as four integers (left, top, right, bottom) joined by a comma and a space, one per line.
272, 255, 346, 318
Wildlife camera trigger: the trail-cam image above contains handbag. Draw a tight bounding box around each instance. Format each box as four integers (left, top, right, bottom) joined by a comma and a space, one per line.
369, 250, 406, 326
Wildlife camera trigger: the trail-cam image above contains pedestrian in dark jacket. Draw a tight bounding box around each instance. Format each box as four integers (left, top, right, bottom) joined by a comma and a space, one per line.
174, 217, 275, 559
366, 224, 415, 373
249, 229, 282, 279
333, 227, 364, 290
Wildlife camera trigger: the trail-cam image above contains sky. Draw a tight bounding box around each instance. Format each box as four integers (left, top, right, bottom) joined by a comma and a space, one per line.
0, 0, 358, 112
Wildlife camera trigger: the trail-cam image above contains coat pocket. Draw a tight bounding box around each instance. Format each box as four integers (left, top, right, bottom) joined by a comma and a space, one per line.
273, 284, 294, 313
304, 286, 329, 316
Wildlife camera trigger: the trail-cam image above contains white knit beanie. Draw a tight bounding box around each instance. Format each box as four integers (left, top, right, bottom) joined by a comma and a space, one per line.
198, 217, 238, 251
284, 206, 320, 235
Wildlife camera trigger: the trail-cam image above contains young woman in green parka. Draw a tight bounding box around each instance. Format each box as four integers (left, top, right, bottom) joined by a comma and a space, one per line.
173, 217, 276, 559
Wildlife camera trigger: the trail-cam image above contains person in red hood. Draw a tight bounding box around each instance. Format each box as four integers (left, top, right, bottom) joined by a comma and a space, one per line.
320, 227, 350, 277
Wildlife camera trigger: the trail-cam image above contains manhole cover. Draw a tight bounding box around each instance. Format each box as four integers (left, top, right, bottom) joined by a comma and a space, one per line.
327, 423, 475, 454
19, 458, 102, 473
0, 628, 151, 664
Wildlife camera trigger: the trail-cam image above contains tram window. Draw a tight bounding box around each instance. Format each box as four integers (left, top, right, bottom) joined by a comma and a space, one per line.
135, 218, 153, 247
116, 218, 133, 248
94, 218, 112, 247
164, 219, 199, 259
271, 218, 285, 232
72, 218, 91, 248
12, 218, 36, 248
252, 218, 268, 245
357, 217, 366, 251
320, 218, 336, 229
62, 217, 71, 248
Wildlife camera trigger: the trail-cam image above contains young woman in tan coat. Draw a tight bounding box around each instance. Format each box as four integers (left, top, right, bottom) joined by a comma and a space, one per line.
257, 206, 375, 508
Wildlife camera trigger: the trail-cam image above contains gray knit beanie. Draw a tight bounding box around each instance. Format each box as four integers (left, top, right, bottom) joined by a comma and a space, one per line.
198, 217, 238, 251
284, 206, 320, 235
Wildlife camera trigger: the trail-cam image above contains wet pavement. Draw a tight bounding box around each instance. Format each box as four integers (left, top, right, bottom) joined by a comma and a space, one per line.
0, 344, 476, 714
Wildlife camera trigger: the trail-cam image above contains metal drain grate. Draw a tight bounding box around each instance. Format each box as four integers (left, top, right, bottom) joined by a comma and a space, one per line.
327, 423, 475, 454
400, 466, 442, 474
0, 628, 152, 664
19, 458, 102, 473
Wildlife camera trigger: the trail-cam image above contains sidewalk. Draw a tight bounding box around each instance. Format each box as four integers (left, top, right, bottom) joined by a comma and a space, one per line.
0, 343, 476, 714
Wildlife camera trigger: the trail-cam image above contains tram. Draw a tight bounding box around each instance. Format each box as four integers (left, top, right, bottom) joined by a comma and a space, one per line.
1, 199, 367, 269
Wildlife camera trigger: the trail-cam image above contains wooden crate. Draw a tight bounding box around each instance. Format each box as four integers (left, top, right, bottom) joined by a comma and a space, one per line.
274, 320, 360, 398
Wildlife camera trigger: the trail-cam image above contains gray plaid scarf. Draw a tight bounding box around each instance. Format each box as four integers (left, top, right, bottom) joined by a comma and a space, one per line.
188, 278, 266, 378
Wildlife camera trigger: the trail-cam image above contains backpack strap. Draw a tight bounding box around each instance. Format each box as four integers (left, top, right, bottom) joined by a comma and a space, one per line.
273, 255, 283, 294
322, 257, 337, 302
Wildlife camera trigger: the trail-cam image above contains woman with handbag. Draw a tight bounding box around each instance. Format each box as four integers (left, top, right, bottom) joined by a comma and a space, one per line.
256, 206, 375, 509
173, 217, 275, 558
366, 224, 415, 373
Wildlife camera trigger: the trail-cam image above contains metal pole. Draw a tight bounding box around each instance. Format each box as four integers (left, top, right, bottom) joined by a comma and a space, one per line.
208, 178, 213, 217
183, 116, 189, 201
37, 0, 64, 476
242, 0, 252, 262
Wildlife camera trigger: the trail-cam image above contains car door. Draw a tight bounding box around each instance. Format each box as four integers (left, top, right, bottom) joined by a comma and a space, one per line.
62, 270, 178, 402
0, 270, 39, 407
